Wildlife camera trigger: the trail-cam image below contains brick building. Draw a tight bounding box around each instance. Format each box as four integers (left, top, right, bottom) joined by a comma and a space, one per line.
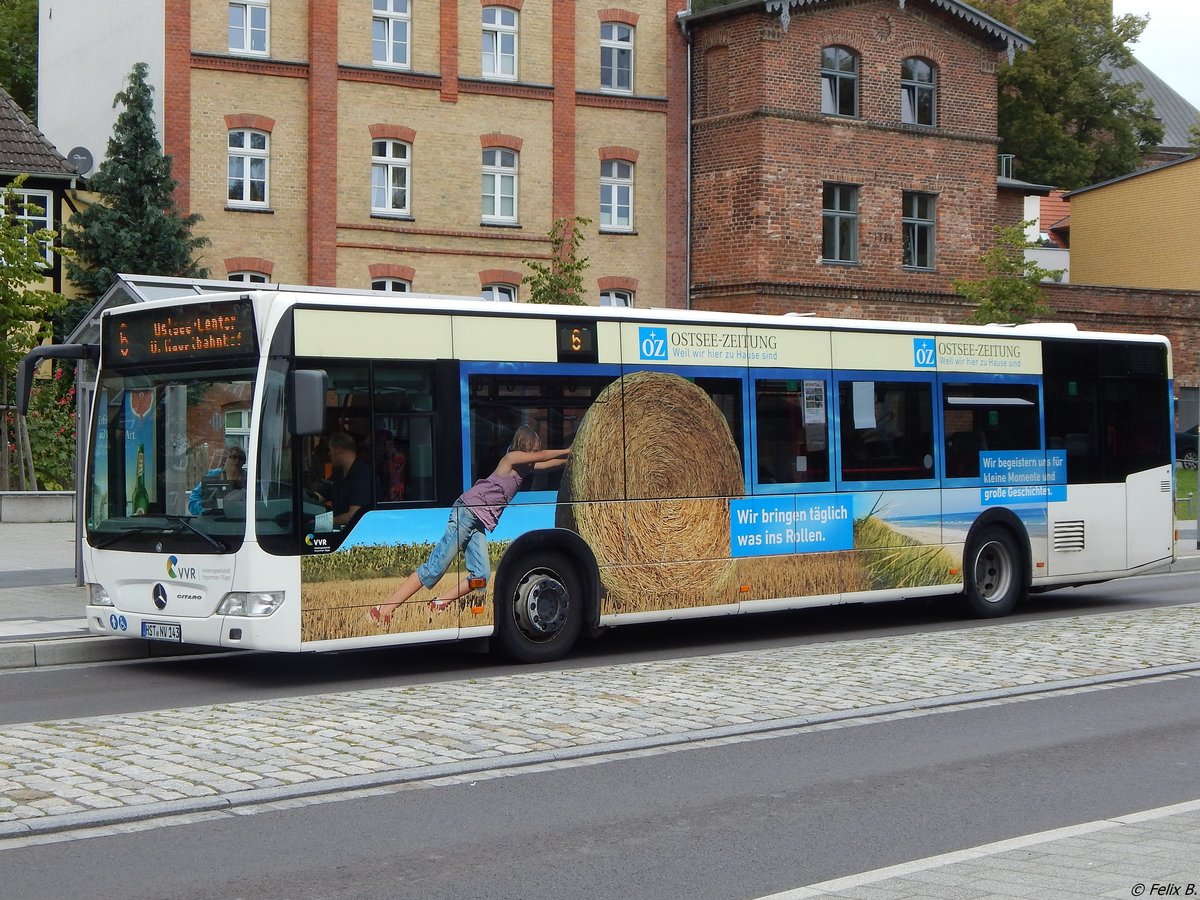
682, 0, 1032, 319
39, 0, 691, 307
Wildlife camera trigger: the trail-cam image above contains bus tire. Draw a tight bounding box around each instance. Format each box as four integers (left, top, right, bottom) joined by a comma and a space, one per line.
962, 526, 1024, 618
493, 550, 582, 663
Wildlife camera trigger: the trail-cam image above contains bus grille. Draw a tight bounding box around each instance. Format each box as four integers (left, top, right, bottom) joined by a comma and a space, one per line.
1053, 520, 1086, 552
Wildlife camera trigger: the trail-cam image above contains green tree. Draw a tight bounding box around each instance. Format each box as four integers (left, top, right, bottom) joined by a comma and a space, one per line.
61, 62, 209, 333
523, 216, 591, 305
955, 221, 1061, 325
1, 176, 67, 489
0, 0, 37, 116
1188, 120, 1200, 154
977, 0, 1163, 189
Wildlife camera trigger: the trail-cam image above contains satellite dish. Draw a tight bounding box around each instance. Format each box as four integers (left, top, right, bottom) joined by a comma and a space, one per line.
67, 146, 94, 175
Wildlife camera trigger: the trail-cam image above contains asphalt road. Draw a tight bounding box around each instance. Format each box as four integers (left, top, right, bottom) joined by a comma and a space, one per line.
2, 673, 1197, 900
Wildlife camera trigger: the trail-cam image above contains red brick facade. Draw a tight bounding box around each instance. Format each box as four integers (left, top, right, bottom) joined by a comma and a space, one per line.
689, 1, 1008, 305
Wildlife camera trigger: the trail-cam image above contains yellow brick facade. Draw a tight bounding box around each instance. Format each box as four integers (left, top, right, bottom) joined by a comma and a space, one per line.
175, 0, 679, 306
1068, 157, 1200, 292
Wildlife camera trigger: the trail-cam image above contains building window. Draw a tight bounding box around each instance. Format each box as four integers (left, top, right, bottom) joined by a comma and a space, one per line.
481, 283, 517, 302
600, 23, 633, 93
901, 57, 936, 126
599, 160, 633, 231
902, 192, 936, 270
228, 129, 269, 207
822, 183, 858, 263
371, 139, 410, 215
228, 271, 269, 283
482, 148, 518, 223
228, 1, 269, 55
373, 278, 411, 293
599, 289, 632, 307
482, 7, 517, 79
821, 46, 858, 117
7, 189, 54, 264
372, 0, 410, 68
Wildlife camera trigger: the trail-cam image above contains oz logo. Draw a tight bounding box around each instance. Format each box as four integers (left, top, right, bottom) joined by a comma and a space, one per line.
638, 327, 668, 361
913, 338, 936, 369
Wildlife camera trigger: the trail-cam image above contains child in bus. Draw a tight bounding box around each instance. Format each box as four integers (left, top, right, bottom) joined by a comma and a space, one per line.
369, 425, 570, 623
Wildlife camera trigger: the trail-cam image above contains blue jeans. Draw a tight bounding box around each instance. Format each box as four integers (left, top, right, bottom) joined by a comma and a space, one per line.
415, 500, 490, 589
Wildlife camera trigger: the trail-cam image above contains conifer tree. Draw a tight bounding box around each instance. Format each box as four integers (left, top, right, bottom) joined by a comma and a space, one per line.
61, 62, 209, 331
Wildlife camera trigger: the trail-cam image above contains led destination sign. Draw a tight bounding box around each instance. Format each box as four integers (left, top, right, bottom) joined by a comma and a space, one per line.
104, 299, 258, 365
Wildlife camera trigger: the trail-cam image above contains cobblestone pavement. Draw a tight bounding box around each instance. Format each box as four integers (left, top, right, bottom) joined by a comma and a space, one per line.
2, 602, 1199, 846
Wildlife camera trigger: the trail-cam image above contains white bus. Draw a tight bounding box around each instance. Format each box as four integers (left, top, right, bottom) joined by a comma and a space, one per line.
20, 286, 1176, 662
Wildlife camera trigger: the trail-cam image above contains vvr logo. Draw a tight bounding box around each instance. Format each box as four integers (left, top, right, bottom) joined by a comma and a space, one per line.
639, 327, 668, 361
166, 555, 197, 580
913, 338, 936, 369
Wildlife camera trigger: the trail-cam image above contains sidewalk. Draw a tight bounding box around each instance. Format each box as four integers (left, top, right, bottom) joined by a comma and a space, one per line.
1, 521, 1198, 895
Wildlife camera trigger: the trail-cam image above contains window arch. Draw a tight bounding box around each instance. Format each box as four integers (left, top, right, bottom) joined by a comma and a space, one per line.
820, 46, 858, 117
901, 57, 937, 126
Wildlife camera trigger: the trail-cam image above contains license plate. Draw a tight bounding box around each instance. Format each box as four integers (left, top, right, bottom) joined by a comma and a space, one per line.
141, 621, 181, 642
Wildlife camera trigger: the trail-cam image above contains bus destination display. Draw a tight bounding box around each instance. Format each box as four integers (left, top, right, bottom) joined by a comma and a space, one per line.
556, 319, 598, 363
104, 300, 258, 364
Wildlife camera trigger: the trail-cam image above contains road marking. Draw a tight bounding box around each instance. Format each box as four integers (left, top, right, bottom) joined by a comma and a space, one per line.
751, 798, 1200, 899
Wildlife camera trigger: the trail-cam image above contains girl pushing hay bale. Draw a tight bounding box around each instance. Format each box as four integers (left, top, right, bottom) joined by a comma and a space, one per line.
557, 370, 745, 611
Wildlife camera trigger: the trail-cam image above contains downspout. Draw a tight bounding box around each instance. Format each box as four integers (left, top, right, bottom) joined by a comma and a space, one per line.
678, 8, 693, 310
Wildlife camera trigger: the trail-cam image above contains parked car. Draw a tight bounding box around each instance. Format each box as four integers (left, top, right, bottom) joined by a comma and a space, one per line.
1178, 425, 1199, 469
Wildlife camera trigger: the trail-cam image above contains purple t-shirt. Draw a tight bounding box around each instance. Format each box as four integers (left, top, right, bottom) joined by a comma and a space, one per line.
461, 469, 526, 530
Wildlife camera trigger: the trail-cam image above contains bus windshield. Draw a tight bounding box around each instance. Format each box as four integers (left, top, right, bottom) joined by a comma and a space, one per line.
87, 365, 257, 552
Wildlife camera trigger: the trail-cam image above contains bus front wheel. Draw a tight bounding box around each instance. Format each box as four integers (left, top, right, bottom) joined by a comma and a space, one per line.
493, 550, 583, 663
962, 526, 1024, 618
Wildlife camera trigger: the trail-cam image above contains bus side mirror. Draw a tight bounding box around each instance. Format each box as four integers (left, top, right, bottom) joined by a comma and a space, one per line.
289, 369, 327, 436
16, 344, 98, 415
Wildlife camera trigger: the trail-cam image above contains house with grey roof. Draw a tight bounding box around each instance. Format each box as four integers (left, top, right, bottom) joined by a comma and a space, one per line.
1103, 55, 1200, 163
0, 85, 79, 294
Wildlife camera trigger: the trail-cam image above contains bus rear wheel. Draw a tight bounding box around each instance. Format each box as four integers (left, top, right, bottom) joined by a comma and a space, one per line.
493, 550, 583, 663
962, 526, 1023, 618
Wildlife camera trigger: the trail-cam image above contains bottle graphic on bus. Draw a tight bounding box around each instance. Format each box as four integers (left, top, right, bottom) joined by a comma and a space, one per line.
131, 444, 150, 516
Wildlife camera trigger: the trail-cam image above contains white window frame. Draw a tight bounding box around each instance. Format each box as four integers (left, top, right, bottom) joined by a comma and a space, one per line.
224, 408, 251, 450
227, 129, 270, 208
371, 139, 411, 216
600, 23, 633, 93
372, 0, 411, 69
228, 0, 269, 55
482, 148, 518, 223
482, 7, 518, 80
481, 283, 517, 302
8, 189, 54, 264
372, 278, 411, 293
599, 289, 632, 307
227, 271, 269, 283
600, 160, 633, 232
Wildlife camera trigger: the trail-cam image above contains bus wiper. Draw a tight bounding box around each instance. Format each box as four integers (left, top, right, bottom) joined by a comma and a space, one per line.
164, 515, 228, 552
92, 526, 153, 550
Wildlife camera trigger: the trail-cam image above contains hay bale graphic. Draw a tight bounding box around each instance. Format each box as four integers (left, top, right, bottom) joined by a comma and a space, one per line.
560, 370, 744, 607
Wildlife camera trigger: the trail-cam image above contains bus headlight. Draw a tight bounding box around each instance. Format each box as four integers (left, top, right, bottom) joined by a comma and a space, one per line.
216, 591, 284, 617
87, 583, 113, 607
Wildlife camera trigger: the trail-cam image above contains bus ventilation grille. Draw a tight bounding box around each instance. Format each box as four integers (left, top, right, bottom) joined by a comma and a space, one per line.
1161, 480, 1171, 493
1052, 520, 1086, 552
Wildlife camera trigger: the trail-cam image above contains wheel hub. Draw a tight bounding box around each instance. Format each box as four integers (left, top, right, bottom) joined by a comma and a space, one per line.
515, 571, 568, 637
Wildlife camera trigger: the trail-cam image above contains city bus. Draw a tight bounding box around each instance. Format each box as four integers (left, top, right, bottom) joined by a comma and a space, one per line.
19, 285, 1176, 662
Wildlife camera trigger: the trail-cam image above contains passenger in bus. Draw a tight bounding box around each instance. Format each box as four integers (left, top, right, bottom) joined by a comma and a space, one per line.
313, 431, 374, 528
187, 446, 246, 515
369, 425, 570, 623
